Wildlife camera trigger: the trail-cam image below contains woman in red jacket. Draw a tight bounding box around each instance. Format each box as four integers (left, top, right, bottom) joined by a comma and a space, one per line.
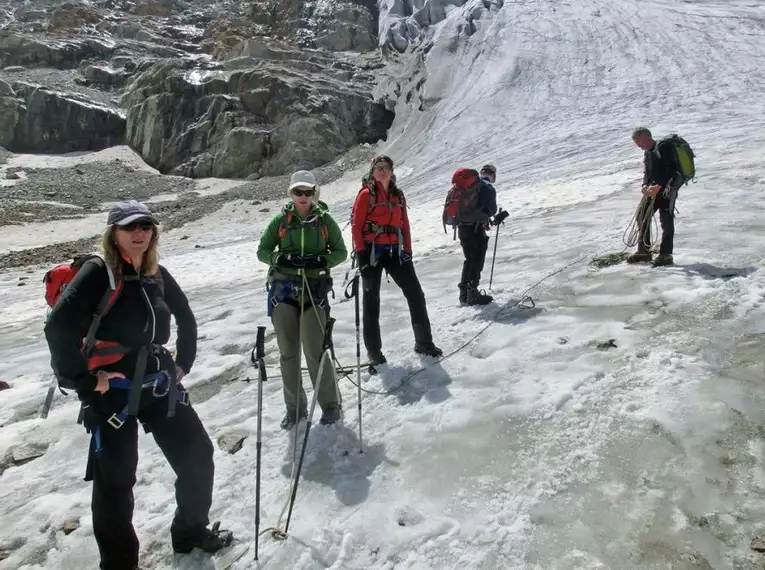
352, 155, 442, 365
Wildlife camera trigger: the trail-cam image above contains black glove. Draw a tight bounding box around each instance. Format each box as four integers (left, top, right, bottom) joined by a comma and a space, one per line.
79, 403, 98, 434
356, 249, 371, 271
302, 254, 328, 269
400, 251, 412, 263
275, 253, 305, 269
492, 208, 509, 226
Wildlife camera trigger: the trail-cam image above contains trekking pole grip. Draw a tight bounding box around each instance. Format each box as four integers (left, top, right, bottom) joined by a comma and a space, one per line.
256, 326, 266, 360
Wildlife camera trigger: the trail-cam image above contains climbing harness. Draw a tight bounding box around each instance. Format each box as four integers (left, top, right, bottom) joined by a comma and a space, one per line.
91, 370, 189, 452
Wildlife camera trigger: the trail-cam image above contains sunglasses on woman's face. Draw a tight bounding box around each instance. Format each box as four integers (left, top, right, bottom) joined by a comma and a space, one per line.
374, 165, 392, 173
292, 188, 316, 197
120, 221, 155, 232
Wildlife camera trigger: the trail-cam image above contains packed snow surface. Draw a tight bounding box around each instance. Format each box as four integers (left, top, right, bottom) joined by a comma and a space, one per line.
2, 0, 765, 568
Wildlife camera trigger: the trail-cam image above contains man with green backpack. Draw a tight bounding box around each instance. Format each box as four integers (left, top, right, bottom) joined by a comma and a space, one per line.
629, 127, 696, 267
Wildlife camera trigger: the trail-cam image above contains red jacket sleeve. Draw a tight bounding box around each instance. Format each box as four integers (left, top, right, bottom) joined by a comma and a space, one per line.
401, 199, 413, 253
351, 188, 370, 253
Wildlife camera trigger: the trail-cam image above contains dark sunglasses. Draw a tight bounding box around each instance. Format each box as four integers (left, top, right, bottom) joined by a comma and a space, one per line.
292, 188, 316, 197
374, 164, 392, 173
120, 221, 155, 232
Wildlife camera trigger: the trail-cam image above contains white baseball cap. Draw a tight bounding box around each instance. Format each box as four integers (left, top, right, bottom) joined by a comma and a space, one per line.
287, 170, 320, 202
288, 170, 317, 192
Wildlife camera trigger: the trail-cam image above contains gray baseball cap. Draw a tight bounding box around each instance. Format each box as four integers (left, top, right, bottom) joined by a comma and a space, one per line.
107, 200, 158, 227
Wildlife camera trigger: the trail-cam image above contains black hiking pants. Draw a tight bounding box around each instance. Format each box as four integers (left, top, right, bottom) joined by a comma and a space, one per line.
361, 249, 433, 356
84, 396, 214, 570
458, 224, 490, 286
638, 188, 677, 256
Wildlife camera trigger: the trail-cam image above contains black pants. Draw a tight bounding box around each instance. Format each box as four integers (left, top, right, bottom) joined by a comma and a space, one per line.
84, 397, 214, 570
362, 249, 433, 355
638, 189, 677, 256
458, 224, 490, 286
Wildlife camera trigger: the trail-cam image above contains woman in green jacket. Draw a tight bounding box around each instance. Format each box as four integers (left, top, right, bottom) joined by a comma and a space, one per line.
257, 170, 348, 429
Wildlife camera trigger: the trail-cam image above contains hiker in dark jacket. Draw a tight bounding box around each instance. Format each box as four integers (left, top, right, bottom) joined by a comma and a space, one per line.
44, 200, 232, 570
257, 170, 347, 430
351, 155, 443, 366
629, 127, 681, 266
458, 164, 498, 305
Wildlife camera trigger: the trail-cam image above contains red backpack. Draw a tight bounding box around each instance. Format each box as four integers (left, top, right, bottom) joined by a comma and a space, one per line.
43, 255, 125, 387
442, 168, 484, 236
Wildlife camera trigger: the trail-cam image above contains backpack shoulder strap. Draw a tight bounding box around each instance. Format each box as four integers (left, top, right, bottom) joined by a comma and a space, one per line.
82, 259, 123, 355
277, 210, 292, 241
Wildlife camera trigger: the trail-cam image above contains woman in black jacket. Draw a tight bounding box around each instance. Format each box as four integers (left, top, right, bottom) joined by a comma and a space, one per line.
44, 200, 232, 570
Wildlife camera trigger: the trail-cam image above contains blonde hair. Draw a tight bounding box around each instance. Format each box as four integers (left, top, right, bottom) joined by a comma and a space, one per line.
101, 226, 160, 276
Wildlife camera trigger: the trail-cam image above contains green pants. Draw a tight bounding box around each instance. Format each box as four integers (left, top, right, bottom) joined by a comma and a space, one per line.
271, 302, 340, 413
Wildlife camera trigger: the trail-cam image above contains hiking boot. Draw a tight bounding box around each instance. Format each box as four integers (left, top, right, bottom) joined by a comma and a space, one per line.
466, 286, 493, 306
368, 351, 387, 366
320, 403, 342, 425
458, 283, 467, 305
414, 341, 443, 357
280, 408, 307, 430
173, 522, 234, 554
652, 254, 674, 267
626, 252, 653, 264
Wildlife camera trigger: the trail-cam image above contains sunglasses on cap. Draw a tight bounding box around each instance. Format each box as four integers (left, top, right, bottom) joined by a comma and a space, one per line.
119, 221, 155, 232
292, 188, 316, 197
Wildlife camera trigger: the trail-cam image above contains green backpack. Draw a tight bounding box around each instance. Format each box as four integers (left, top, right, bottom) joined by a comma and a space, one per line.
660, 134, 695, 185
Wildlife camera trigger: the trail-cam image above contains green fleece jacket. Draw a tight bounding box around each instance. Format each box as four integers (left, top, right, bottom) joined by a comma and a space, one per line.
257, 200, 347, 279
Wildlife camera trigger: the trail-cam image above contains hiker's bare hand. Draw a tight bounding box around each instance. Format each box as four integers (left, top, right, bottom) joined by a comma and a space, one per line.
95, 370, 125, 393
646, 184, 661, 198
175, 367, 185, 383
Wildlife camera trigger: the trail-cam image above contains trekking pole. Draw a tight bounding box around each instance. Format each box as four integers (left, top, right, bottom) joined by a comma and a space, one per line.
40, 377, 57, 419
252, 326, 267, 561
489, 223, 500, 291
488, 208, 508, 291
344, 273, 364, 453
283, 325, 332, 536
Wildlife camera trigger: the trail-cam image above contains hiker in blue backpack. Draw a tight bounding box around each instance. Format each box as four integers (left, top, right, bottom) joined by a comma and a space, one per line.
457, 164, 498, 305
44, 201, 232, 570
629, 127, 690, 267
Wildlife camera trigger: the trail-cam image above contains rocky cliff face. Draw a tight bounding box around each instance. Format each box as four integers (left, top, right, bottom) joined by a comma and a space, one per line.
0, 0, 394, 178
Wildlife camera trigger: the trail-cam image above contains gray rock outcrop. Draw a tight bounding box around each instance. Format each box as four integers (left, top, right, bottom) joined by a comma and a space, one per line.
0, 84, 125, 153
0, 0, 394, 178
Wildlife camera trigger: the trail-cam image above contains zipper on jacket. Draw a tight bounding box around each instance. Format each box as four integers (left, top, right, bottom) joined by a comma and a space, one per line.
141, 279, 162, 371
141, 283, 156, 343
300, 217, 305, 277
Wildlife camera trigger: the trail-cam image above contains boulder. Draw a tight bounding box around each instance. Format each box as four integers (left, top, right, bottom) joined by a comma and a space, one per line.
248, 0, 377, 51
313, 2, 377, 51
0, 380, 10, 390
48, 3, 103, 30
123, 58, 393, 178
751, 531, 765, 552
133, 0, 179, 17
0, 79, 14, 97
217, 433, 247, 455
0, 34, 117, 69
0, 442, 48, 475
61, 519, 80, 535
82, 64, 129, 87
0, 86, 125, 153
